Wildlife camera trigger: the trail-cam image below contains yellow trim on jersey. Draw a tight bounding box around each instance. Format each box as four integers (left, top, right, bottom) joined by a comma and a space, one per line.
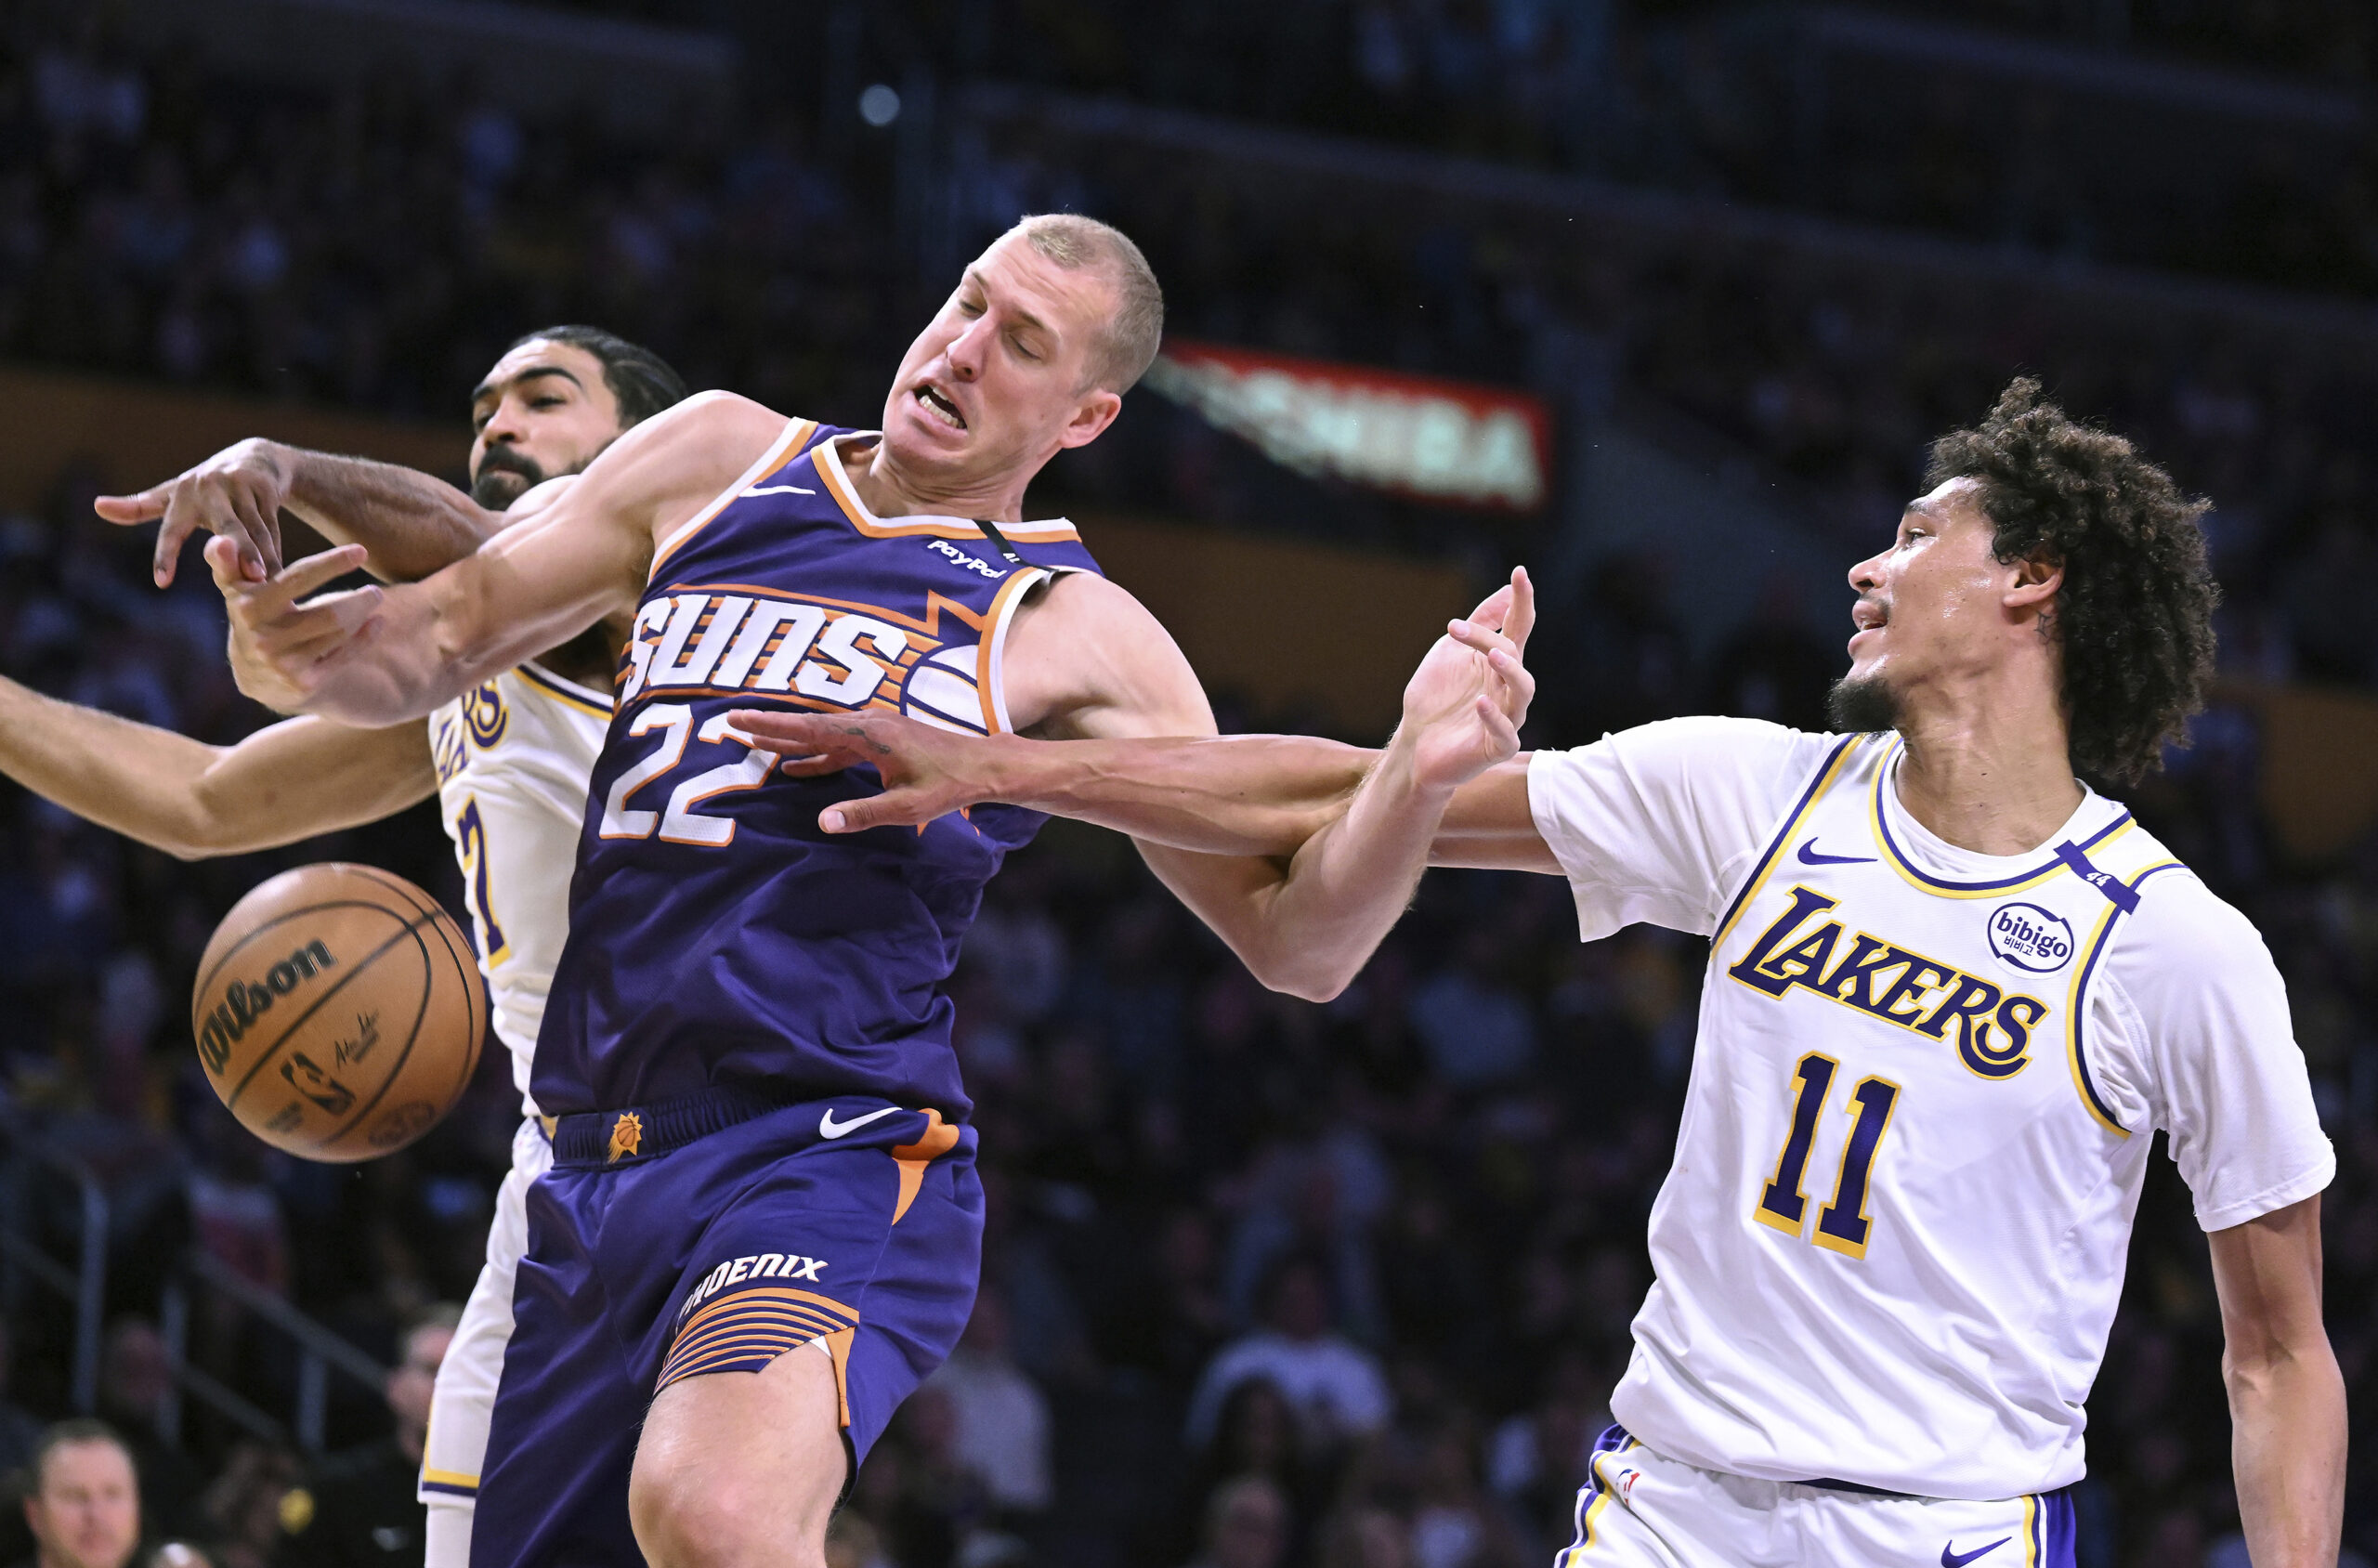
1708, 735, 1870, 952
648, 417, 819, 577
1866, 739, 2136, 899
2062, 858, 2184, 1139
420, 1465, 479, 1489
516, 660, 612, 718
813, 437, 1082, 543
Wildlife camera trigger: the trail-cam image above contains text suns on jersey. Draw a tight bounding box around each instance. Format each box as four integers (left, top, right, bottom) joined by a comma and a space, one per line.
597, 583, 1009, 850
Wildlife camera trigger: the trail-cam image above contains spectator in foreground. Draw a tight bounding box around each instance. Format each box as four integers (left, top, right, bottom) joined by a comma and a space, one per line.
19, 1419, 140, 1568
277, 1305, 458, 1568
1186, 1259, 1390, 1454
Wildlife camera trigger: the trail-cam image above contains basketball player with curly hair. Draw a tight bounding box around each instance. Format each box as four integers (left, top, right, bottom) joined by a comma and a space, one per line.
728, 381, 2345, 1567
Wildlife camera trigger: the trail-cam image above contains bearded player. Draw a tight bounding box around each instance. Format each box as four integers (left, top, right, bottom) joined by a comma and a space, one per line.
206, 214, 1532, 1568
725, 383, 2344, 1566
4, 326, 685, 1568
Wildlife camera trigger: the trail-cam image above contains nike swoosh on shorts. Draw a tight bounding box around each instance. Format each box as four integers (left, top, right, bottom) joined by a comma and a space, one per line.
818, 1105, 904, 1139
1941, 1536, 2011, 1568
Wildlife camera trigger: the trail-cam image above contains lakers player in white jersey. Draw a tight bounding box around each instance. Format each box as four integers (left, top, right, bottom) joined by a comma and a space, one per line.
726, 381, 2345, 1565
2, 325, 684, 1568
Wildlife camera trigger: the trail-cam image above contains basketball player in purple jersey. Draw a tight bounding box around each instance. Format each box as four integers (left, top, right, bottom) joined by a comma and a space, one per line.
203, 214, 1535, 1568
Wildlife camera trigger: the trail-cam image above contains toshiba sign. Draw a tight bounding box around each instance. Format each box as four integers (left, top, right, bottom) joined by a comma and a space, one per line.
1144, 340, 1550, 511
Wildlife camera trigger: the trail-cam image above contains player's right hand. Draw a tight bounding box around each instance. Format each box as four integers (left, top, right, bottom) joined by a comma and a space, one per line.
724, 708, 1000, 834
95, 437, 293, 588
207, 538, 385, 713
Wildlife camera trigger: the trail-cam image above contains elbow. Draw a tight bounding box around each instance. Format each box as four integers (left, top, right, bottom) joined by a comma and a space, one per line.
1240, 950, 1357, 1005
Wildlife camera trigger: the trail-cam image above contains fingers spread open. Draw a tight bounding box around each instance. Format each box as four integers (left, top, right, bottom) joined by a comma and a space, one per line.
228, 490, 283, 577
92, 488, 167, 526
258, 544, 371, 608
819, 788, 934, 835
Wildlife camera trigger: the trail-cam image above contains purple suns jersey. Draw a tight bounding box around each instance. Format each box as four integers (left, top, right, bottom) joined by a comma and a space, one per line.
529, 419, 1101, 1120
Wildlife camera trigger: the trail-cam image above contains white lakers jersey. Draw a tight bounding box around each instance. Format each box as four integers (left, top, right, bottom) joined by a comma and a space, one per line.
429, 661, 610, 1115
1529, 717, 2332, 1498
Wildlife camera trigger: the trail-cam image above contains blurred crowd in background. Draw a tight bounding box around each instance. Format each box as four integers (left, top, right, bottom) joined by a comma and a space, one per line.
2, 3, 2378, 1567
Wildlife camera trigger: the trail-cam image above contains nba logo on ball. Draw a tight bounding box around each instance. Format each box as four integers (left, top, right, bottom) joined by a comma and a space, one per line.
1987, 902, 2076, 973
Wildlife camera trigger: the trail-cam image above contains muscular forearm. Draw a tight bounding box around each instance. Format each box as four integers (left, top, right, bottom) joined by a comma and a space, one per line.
2228, 1339, 2345, 1566
1150, 731, 1451, 1002
0, 680, 431, 858
969, 731, 1376, 856
281, 448, 499, 582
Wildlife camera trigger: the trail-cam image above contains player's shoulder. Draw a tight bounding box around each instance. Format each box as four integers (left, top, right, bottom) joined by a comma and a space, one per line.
2112, 853, 2263, 966
629, 391, 811, 469
1543, 716, 1849, 799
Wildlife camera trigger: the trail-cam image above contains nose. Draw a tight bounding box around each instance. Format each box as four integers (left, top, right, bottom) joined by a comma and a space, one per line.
1848, 548, 1886, 595
480, 395, 529, 446
945, 313, 993, 382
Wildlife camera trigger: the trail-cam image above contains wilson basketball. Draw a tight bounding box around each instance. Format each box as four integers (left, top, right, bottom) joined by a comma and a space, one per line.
191, 863, 486, 1162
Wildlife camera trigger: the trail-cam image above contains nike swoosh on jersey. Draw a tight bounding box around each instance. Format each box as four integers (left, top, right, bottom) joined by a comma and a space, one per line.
1797, 839, 1878, 866
1940, 1537, 2011, 1568
744, 484, 817, 497
818, 1104, 904, 1139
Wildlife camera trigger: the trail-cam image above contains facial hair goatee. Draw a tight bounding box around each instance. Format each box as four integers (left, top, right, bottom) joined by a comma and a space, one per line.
1826, 673, 1902, 736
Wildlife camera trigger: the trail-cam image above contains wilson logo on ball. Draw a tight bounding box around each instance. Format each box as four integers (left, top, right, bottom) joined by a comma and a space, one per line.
196, 940, 337, 1075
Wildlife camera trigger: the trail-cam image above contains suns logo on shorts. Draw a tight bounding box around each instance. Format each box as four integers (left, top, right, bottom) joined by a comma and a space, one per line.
608, 1111, 644, 1163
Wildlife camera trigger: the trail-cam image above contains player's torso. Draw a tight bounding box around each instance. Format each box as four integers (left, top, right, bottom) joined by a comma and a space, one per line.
430, 662, 611, 1113
1625, 734, 2182, 1496
536, 421, 1100, 1118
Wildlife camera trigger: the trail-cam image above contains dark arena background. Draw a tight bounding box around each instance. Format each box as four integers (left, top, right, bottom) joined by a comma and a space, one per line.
1, 1, 2377, 1565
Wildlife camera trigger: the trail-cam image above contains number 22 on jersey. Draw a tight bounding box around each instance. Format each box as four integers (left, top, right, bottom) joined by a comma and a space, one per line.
1756, 1052, 1901, 1260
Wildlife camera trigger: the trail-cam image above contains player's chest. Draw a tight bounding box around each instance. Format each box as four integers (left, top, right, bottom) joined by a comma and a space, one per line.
621, 516, 1019, 717
1713, 855, 2117, 1101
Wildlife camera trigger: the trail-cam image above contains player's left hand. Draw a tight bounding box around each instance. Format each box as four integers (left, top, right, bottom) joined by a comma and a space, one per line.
1396, 566, 1536, 792
95, 437, 294, 588
208, 538, 385, 713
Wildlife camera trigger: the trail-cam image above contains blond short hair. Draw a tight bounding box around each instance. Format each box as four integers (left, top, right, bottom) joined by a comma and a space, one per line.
1011, 213, 1165, 394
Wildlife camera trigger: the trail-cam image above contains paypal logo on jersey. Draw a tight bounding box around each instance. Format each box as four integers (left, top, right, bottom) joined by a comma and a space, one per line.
1986, 902, 2076, 973
926, 539, 1002, 580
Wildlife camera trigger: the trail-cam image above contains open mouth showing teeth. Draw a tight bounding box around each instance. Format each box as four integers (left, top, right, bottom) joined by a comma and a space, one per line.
1852, 601, 1888, 633
916, 385, 966, 430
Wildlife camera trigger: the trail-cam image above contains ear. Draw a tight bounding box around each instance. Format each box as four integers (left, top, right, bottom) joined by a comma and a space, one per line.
2004, 553, 2062, 615
1057, 388, 1124, 451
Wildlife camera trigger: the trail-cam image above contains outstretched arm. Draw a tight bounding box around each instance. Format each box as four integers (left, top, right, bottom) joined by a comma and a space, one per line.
212, 393, 786, 725
94, 438, 503, 587
2210, 1195, 2346, 1567
738, 568, 1544, 1000
0, 678, 436, 859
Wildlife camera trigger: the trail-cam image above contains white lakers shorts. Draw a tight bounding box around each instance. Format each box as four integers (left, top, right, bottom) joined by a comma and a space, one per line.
1561, 1426, 2078, 1568
418, 1116, 550, 1560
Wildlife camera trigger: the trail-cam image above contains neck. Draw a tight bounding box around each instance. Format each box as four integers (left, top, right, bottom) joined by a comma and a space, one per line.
1890, 669, 2083, 856
845, 435, 1033, 524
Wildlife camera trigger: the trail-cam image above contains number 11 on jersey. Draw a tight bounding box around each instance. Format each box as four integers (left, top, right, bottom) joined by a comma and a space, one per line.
1757, 1052, 1901, 1260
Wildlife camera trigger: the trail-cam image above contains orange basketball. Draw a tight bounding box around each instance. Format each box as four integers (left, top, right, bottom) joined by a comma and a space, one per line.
190, 862, 486, 1162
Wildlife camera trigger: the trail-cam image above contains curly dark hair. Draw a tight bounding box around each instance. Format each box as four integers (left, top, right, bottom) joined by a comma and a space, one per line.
1923, 378, 2219, 786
